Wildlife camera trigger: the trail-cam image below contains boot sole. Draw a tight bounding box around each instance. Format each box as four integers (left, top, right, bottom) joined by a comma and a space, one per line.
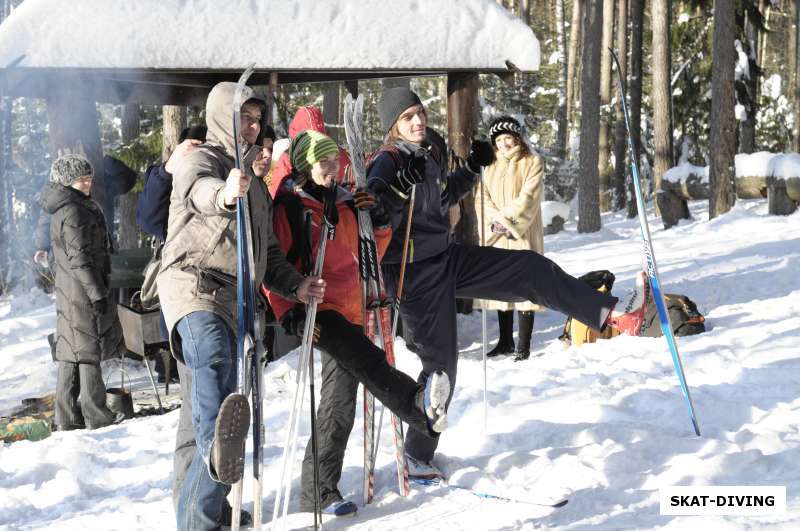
425, 371, 451, 432
213, 393, 250, 485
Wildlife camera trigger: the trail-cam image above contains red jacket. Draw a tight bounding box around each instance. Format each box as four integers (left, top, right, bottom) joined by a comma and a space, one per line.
267, 186, 391, 326
269, 106, 353, 198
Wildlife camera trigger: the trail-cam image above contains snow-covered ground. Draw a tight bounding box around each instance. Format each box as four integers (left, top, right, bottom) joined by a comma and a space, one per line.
1, 198, 799, 530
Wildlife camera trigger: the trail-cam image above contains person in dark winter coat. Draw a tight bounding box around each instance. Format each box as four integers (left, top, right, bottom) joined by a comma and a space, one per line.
366, 88, 653, 479
266, 130, 450, 517
39, 154, 125, 431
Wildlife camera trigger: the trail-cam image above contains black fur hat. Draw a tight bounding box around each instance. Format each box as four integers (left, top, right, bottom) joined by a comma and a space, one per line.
488, 115, 523, 144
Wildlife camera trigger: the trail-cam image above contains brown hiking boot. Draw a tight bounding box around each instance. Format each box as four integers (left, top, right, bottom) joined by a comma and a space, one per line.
211, 393, 250, 485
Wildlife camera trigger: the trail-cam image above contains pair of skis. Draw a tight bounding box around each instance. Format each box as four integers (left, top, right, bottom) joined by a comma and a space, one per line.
343, 94, 411, 504
230, 65, 266, 531
610, 48, 701, 437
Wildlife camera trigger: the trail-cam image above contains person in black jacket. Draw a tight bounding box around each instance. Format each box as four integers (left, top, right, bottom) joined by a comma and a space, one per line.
366, 88, 652, 479
39, 154, 126, 430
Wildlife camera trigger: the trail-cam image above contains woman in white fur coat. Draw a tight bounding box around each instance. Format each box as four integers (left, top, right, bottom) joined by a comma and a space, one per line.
474, 115, 544, 361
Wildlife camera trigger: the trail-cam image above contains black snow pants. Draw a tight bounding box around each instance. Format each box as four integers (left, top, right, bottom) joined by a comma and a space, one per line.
382, 244, 619, 462
300, 310, 431, 511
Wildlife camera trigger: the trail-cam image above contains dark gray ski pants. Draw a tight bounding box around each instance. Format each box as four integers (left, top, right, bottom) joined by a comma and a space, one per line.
383, 244, 618, 462
300, 310, 431, 511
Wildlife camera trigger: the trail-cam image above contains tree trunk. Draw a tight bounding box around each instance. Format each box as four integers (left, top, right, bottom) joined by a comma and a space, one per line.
627, 0, 645, 218
116, 104, 141, 249
554, 0, 569, 159
567, 0, 584, 141
652, 0, 686, 228
612, 0, 629, 210
161, 106, 186, 162
792, 0, 800, 153
521, 0, 531, 25
740, 10, 759, 154
598, 0, 615, 212
578, 0, 603, 233
0, 95, 10, 291
47, 78, 108, 231
709, 0, 737, 218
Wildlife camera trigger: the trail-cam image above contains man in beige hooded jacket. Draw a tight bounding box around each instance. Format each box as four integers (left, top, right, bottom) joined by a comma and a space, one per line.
158, 81, 323, 531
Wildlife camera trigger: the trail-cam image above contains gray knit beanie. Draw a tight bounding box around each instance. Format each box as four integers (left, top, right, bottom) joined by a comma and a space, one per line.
50, 154, 93, 186
378, 88, 422, 133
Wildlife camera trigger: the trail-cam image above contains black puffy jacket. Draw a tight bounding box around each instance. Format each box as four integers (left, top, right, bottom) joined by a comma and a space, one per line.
40, 182, 124, 364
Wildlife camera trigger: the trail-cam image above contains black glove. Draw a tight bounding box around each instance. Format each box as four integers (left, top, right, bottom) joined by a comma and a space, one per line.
393, 150, 427, 196
282, 305, 321, 342
467, 138, 495, 172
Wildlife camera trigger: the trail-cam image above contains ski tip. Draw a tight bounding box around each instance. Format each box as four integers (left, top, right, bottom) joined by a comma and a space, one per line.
552, 498, 569, 508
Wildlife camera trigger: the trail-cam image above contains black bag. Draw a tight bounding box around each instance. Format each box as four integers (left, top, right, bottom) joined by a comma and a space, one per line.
640, 293, 705, 337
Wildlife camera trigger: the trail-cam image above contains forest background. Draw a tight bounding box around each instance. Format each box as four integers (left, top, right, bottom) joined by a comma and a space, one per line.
0, 0, 796, 293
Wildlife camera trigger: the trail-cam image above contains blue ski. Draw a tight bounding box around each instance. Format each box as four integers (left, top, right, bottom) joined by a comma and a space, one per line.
610, 48, 701, 437
230, 63, 266, 531
411, 478, 568, 508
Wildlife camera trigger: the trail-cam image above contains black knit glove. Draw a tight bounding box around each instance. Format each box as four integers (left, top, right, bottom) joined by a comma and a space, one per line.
467, 138, 495, 173
393, 150, 427, 196
282, 305, 320, 342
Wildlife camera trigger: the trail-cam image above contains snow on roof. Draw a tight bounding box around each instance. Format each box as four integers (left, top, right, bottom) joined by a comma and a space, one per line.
0, 0, 540, 72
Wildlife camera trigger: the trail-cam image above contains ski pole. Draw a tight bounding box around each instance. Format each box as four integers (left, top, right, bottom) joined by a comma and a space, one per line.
479, 168, 488, 434
390, 184, 417, 340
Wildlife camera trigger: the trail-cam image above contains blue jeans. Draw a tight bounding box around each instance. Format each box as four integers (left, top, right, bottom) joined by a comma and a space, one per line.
175, 311, 237, 531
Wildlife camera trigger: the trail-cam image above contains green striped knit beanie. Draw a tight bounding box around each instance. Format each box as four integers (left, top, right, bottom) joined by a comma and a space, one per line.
290, 130, 338, 175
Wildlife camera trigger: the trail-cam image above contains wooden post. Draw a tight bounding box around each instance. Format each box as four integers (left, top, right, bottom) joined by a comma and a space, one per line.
322, 82, 341, 143
448, 72, 480, 314
47, 76, 109, 231
116, 104, 141, 249
447, 72, 480, 245
264, 72, 278, 127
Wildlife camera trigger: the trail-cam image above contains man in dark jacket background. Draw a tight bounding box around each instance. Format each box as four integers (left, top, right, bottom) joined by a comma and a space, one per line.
39, 154, 125, 431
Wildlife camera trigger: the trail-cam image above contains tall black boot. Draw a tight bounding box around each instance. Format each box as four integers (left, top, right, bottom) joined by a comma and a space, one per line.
515, 311, 535, 361
487, 310, 515, 357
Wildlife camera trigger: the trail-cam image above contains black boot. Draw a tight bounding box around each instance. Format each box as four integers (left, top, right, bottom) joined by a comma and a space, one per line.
514, 311, 534, 361
487, 310, 515, 357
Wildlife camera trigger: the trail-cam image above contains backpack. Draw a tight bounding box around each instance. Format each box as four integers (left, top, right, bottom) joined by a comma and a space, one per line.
139, 239, 163, 310
640, 293, 705, 337
559, 270, 620, 347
